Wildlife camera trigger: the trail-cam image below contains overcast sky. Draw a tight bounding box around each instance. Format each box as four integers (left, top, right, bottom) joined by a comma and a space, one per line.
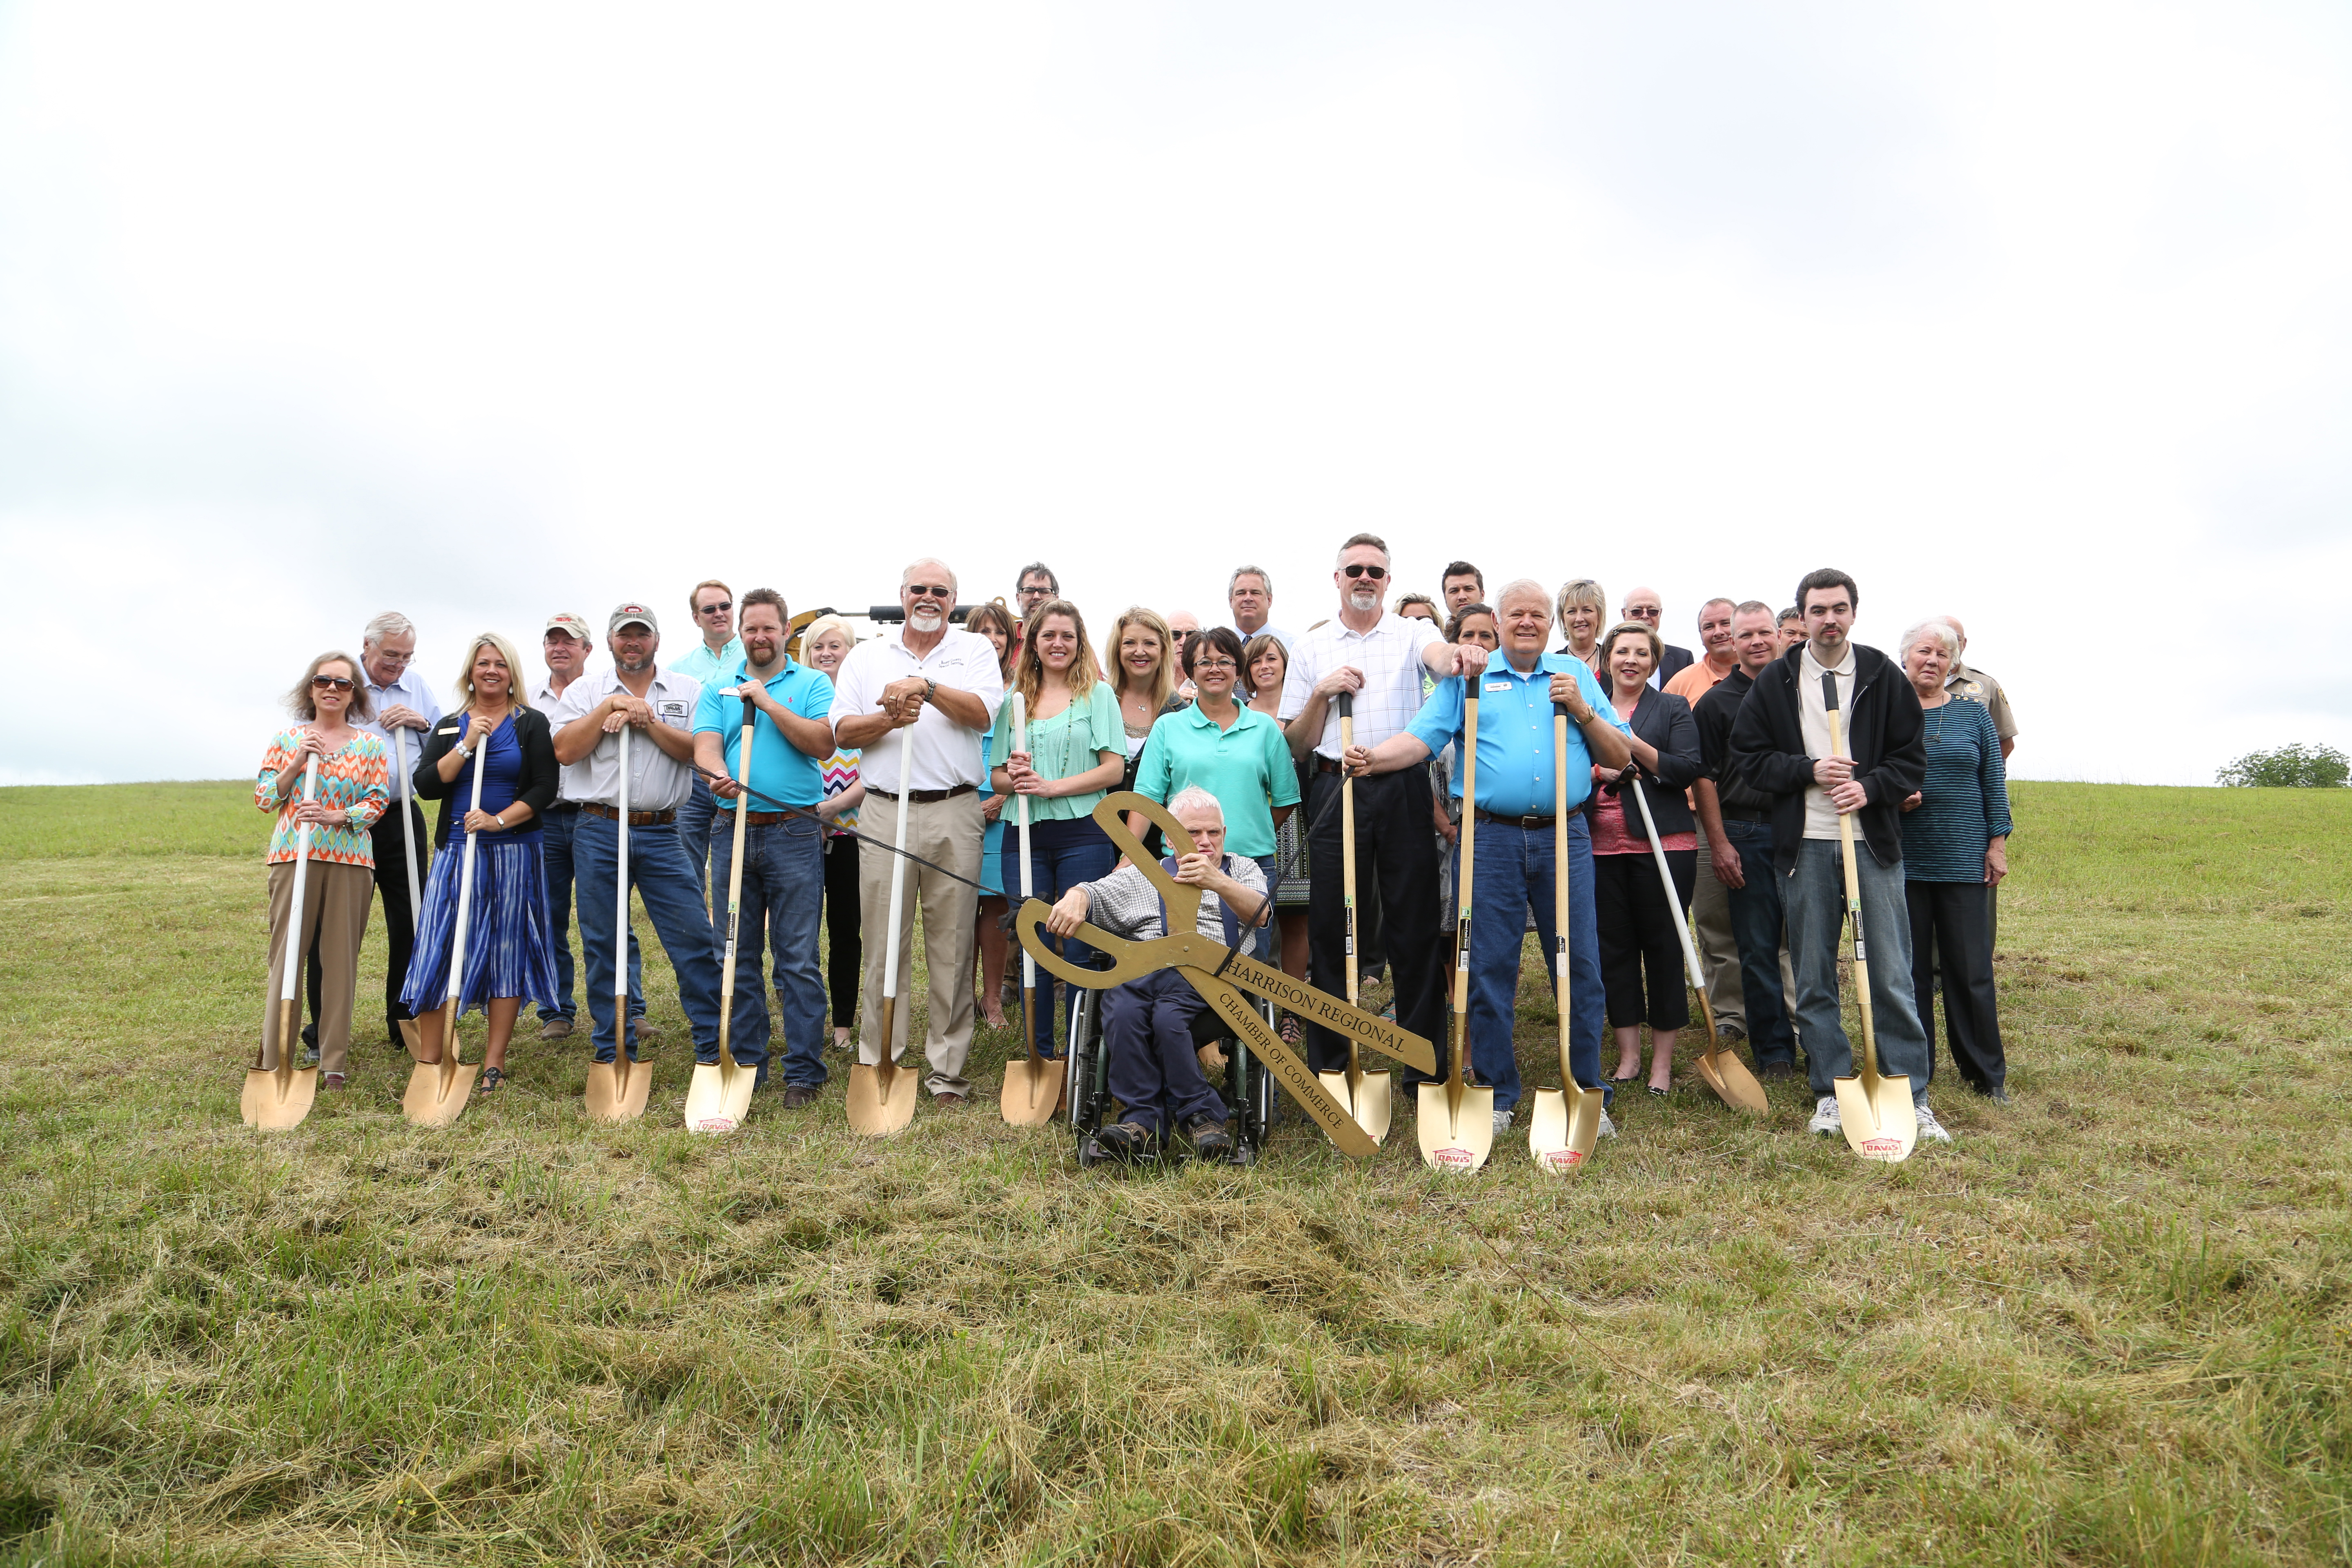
5, 2, 2346, 787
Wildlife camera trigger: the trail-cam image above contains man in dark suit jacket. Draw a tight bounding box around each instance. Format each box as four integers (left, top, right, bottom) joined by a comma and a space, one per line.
1727, 568, 1945, 1145
1619, 586, 1693, 687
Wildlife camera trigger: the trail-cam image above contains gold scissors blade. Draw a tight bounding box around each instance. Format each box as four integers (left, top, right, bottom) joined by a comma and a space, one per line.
1182, 968, 1379, 1160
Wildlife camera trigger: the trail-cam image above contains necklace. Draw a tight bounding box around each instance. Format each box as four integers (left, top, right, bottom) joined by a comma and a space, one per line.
1924, 697, 1949, 746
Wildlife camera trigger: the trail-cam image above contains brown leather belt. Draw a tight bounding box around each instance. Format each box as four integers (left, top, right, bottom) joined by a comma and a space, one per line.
1475, 808, 1556, 829
739, 811, 790, 825
866, 783, 976, 804
582, 803, 677, 825
1315, 757, 1344, 776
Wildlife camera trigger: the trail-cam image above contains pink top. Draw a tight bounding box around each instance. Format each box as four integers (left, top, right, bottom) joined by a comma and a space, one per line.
1589, 786, 1696, 857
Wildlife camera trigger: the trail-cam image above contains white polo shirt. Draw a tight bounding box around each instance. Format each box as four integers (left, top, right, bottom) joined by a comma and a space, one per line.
547, 666, 705, 811
828, 625, 1005, 794
1279, 612, 1445, 758
532, 673, 588, 801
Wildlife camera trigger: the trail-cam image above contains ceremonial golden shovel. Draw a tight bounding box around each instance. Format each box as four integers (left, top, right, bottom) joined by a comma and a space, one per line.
402, 727, 482, 1128
584, 724, 655, 1123
1000, 693, 1062, 1125
846, 775, 921, 1136
1418, 684, 1493, 1172
686, 695, 760, 1134
1825, 673, 1916, 1163
1528, 702, 1607, 1172
243, 752, 322, 1130
1316, 693, 1392, 1142
1627, 774, 1768, 1115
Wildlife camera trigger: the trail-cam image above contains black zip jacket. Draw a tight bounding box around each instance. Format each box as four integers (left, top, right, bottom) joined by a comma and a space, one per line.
1693, 667, 1777, 816
1727, 641, 1924, 872
1582, 686, 1702, 844
412, 706, 560, 849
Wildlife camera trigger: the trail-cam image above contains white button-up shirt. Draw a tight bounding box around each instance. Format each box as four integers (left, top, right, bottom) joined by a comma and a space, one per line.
547, 667, 705, 811
532, 673, 589, 800
357, 663, 443, 759
828, 625, 1005, 794
1223, 619, 1298, 653
1279, 612, 1444, 758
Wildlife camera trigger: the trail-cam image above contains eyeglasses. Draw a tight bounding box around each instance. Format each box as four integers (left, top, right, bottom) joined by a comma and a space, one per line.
1624, 606, 1661, 619
1192, 657, 1238, 672
312, 675, 355, 692
1342, 564, 1388, 580
699, 600, 732, 615
906, 584, 951, 599
372, 649, 413, 666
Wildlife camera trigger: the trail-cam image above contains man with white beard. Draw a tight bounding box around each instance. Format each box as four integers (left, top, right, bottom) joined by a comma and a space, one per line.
1281, 532, 1489, 1091
829, 559, 1006, 1105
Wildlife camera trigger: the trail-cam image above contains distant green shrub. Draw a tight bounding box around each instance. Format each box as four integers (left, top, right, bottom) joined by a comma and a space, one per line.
2215, 744, 2350, 788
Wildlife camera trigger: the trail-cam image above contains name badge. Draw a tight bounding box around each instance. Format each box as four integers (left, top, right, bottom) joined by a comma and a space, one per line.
1484, 681, 1513, 693
658, 700, 690, 726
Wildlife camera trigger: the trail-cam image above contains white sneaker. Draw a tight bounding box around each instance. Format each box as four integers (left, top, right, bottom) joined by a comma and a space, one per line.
1491, 1107, 1513, 1135
1808, 1096, 1841, 1135
1596, 1110, 1617, 1139
1913, 1102, 1953, 1143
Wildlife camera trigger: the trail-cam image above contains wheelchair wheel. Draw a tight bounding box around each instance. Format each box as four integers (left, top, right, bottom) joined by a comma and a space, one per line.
1067, 987, 1106, 1163
1224, 998, 1277, 1167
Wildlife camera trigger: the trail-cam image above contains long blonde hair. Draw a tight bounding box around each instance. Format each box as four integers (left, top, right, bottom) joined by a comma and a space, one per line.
1013, 600, 1105, 711
454, 632, 532, 711
1106, 606, 1176, 711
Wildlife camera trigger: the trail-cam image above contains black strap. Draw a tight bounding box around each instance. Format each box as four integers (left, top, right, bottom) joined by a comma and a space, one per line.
1156, 856, 1241, 949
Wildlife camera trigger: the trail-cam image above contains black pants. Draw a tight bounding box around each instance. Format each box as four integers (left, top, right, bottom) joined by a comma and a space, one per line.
1304, 766, 1442, 1081
822, 833, 861, 1031
1593, 848, 1695, 1031
1907, 880, 2005, 1094
306, 801, 429, 1047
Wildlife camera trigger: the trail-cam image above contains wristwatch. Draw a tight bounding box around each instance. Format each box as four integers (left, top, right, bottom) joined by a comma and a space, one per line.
924, 678, 938, 704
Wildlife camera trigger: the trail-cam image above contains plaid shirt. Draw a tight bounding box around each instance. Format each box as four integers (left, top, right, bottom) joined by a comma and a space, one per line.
1080, 857, 1269, 942
1278, 612, 1444, 758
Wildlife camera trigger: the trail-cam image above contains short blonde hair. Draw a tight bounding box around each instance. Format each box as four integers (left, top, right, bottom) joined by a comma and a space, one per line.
800, 613, 854, 655
454, 633, 532, 710
1555, 577, 1606, 625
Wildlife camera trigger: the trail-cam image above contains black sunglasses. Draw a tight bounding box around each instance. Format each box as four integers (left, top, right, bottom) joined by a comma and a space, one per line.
906, 584, 952, 599
1343, 563, 1388, 579
699, 599, 733, 615
311, 675, 355, 692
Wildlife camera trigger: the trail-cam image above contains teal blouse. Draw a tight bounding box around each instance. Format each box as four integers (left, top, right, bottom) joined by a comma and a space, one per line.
989, 682, 1125, 824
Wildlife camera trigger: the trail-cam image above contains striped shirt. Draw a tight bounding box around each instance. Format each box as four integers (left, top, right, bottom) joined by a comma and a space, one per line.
1901, 697, 2013, 882
255, 728, 391, 867
821, 747, 860, 835
1279, 612, 1445, 757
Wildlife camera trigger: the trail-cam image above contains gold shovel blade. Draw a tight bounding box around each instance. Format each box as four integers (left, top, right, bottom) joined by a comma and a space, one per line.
1526, 1085, 1605, 1174
583, 1051, 654, 1125
1833, 1071, 1918, 1163
241, 1065, 318, 1130
1693, 1047, 1770, 1115
999, 1058, 1063, 1126
845, 1062, 919, 1136
1415, 1080, 1494, 1172
401, 1055, 479, 1129
396, 1017, 423, 1056
685, 1057, 757, 1134
1353, 1070, 1393, 1144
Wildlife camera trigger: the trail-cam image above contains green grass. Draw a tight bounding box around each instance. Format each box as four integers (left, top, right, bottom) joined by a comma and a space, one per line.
0, 780, 2347, 1565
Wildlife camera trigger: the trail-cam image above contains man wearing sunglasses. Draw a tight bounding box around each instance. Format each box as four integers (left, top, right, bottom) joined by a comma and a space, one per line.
1280, 532, 1491, 1092
830, 559, 1007, 1106
671, 579, 746, 917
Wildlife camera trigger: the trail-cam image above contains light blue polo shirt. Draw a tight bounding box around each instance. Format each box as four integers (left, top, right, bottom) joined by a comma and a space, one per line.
1407, 653, 1629, 818
1133, 704, 1301, 858
692, 659, 836, 811
673, 637, 745, 694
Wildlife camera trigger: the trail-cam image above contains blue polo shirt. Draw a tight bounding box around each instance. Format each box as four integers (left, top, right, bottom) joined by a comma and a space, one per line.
1133, 703, 1301, 858
1407, 653, 1629, 817
692, 659, 837, 811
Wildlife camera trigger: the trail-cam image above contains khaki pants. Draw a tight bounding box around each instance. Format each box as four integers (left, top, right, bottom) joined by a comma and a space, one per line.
260, 859, 374, 1074
1691, 829, 1746, 1035
856, 791, 982, 1095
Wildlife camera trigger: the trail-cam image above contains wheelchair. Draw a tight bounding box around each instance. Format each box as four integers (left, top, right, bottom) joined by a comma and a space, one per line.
1064, 982, 1277, 1168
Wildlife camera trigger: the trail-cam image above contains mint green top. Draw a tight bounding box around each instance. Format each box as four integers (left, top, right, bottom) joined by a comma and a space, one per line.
989, 682, 1124, 823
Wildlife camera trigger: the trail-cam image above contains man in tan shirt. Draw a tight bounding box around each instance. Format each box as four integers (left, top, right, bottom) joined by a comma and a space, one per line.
1663, 598, 1746, 1039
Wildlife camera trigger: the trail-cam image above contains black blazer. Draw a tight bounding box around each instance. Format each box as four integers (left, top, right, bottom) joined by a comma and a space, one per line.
1584, 686, 1701, 844
412, 706, 561, 849
1657, 643, 1695, 686
1727, 642, 1924, 873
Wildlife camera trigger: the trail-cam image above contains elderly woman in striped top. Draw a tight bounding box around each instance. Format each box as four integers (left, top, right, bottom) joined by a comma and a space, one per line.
402, 633, 562, 1093
255, 651, 391, 1091
801, 614, 867, 1052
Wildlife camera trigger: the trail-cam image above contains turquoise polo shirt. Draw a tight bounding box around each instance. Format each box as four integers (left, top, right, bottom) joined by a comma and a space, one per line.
692, 659, 837, 811
1407, 653, 1629, 817
1133, 704, 1301, 858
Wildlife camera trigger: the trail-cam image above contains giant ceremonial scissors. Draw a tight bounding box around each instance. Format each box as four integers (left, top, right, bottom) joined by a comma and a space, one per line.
1014, 792, 1435, 1158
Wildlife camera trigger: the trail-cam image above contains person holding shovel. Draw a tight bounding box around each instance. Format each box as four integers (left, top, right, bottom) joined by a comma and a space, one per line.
1727, 569, 1940, 1143
402, 633, 562, 1094
690, 588, 839, 1108
256, 652, 390, 1092
533, 612, 645, 1044
549, 604, 741, 1081
1343, 580, 1630, 1135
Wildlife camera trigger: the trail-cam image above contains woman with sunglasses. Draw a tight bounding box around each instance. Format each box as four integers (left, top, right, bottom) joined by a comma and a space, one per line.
403, 633, 562, 1094
991, 599, 1125, 1059
254, 653, 391, 1091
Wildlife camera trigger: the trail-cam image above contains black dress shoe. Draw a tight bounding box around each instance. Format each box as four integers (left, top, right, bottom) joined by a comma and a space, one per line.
1758, 1061, 1795, 1081
780, 1084, 820, 1109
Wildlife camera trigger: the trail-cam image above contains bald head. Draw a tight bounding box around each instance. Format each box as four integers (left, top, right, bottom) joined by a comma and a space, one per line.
1621, 586, 1664, 628
1939, 615, 1969, 650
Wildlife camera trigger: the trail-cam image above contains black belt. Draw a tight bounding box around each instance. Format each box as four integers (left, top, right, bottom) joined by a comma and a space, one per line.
1474, 808, 1555, 829
582, 803, 677, 825
867, 783, 976, 804
1717, 805, 1773, 824
544, 801, 582, 815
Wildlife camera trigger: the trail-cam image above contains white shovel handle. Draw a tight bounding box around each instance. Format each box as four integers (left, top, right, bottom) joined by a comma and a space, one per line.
614, 723, 630, 997
448, 716, 490, 1007
393, 727, 421, 935
277, 751, 320, 1004
1013, 693, 1033, 987
1628, 774, 1706, 990
878, 761, 914, 1003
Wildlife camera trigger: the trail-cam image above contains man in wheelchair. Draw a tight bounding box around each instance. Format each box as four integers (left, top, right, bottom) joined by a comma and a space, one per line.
1042, 786, 1270, 1161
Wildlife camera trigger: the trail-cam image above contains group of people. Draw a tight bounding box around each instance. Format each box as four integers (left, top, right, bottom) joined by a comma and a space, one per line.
254, 537, 2017, 1159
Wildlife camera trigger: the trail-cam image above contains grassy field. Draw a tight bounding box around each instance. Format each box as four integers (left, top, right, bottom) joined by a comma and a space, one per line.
0, 780, 2347, 1565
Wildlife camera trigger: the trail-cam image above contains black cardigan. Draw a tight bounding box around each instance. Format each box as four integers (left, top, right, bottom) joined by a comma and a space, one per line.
1583, 686, 1701, 844
1726, 641, 1924, 873
411, 706, 561, 849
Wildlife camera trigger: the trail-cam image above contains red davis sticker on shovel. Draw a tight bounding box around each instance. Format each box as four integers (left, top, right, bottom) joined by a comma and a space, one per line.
1428, 1145, 1481, 1171
1861, 1136, 1906, 1158
1537, 1148, 1586, 1172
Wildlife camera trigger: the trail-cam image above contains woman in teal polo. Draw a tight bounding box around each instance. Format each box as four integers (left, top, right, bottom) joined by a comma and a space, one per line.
1132, 626, 1300, 958
991, 599, 1125, 1060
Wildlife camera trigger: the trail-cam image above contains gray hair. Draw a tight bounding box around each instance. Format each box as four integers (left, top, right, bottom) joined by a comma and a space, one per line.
1493, 578, 1552, 616
1167, 785, 1225, 823
1697, 597, 1736, 623
1335, 532, 1389, 567
1228, 564, 1273, 598
1016, 561, 1058, 593
1900, 618, 1960, 659
900, 558, 958, 595
362, 611, 415, 649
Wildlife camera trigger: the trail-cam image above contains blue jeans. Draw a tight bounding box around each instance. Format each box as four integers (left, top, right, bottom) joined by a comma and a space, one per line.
676, 776, 719, 918
998, 817, 1117, 1060
537, 808, 644, 1024
1782, 836, 1932, 1101
1718, 819, 1795, 1066
1456, 816, 1606, 1111
572, 811, 755, 1066
709, 812, 829, 1088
